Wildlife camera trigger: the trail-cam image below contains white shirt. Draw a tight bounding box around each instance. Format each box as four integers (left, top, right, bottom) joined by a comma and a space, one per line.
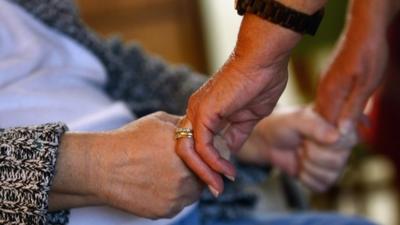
0, 0, 194, 224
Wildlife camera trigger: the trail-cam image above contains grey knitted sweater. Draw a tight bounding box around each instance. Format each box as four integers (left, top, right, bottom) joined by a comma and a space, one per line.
0, 0, 268, 224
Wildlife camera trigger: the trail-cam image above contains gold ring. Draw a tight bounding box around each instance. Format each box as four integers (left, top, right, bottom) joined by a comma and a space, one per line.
175, 128, 193, 139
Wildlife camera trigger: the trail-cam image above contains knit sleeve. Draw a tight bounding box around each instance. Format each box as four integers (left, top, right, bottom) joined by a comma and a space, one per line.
0, 123, 68, 225
103, 39, 207, 117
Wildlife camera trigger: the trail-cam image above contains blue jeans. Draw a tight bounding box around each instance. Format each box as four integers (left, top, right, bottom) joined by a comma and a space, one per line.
172, 207, 376, 225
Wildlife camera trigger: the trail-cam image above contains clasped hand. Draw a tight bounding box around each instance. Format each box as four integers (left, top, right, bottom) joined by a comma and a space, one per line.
50, 112, 202, 219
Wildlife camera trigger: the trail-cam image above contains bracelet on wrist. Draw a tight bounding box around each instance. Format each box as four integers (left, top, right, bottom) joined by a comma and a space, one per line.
235, 0, 325, 36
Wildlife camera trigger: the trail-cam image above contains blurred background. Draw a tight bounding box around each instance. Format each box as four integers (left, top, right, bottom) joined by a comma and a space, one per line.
76, 1, 399, 224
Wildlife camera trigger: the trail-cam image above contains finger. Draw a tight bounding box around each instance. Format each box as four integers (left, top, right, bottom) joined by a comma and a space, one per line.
303, 140, 350, 170
293, 108, 339, 145
175, 117, 224, 197
301, 159, 340, 187
267, 147, 300, 177
190, 115, 237, 180
299, 170, 329, 193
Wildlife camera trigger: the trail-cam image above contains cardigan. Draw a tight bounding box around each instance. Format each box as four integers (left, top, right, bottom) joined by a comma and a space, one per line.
0, 0, 269, 224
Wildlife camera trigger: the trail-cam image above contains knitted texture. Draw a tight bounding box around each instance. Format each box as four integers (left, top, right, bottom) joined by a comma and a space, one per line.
0, 123, 67, 224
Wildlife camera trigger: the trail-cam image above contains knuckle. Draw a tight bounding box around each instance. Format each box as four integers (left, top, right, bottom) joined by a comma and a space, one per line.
154, 111, 163, 116
153, 111, 165, 118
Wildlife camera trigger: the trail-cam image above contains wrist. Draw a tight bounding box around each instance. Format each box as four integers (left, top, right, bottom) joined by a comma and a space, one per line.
48, 192, 102, 211
234, 14, 301, 69
52, 132, 101, 198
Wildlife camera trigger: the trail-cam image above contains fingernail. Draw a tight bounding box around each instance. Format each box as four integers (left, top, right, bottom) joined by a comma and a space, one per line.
208, 185, 220, 198
225, 175, 236, 182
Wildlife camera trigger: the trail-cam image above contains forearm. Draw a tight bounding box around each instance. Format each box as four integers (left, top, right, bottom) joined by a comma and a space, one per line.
346, 0, 400, 35
233, 0, 328, 70
315, 0, 397, 124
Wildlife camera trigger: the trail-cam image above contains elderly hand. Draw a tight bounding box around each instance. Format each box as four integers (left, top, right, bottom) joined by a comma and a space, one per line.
239, 108, 357, 192
176, 14, 303, 196
51, 112, 202, 219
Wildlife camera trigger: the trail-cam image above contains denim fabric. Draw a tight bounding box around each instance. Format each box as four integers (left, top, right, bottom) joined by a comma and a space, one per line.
173, 207, 376, 225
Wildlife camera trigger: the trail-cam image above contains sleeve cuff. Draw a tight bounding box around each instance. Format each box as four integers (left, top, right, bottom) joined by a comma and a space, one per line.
0, 123, 68, 224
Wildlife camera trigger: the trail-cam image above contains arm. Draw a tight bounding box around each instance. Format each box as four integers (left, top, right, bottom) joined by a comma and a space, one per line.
176, 0, 329, 196
315, 0, 400, 124
0, 113, 202, 224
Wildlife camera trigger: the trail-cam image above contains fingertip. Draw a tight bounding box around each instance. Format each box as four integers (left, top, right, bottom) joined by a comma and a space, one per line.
208, 185, 220, 198
220, 157, 237, 179
207, 172, 225, 197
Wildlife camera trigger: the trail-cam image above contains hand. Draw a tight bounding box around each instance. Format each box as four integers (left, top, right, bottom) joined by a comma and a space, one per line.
176, 14, 303, 195
51, 112, 202, 219
315, 0, 393, 125
239, 108, 357, 192
300, 121, 357, 192
315, 29, 388, 124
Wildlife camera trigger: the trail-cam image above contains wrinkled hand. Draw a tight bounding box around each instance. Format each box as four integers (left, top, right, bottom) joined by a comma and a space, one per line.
176, 15, 303, 195
52, 112, 202, 219
240, 108, 357, 192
